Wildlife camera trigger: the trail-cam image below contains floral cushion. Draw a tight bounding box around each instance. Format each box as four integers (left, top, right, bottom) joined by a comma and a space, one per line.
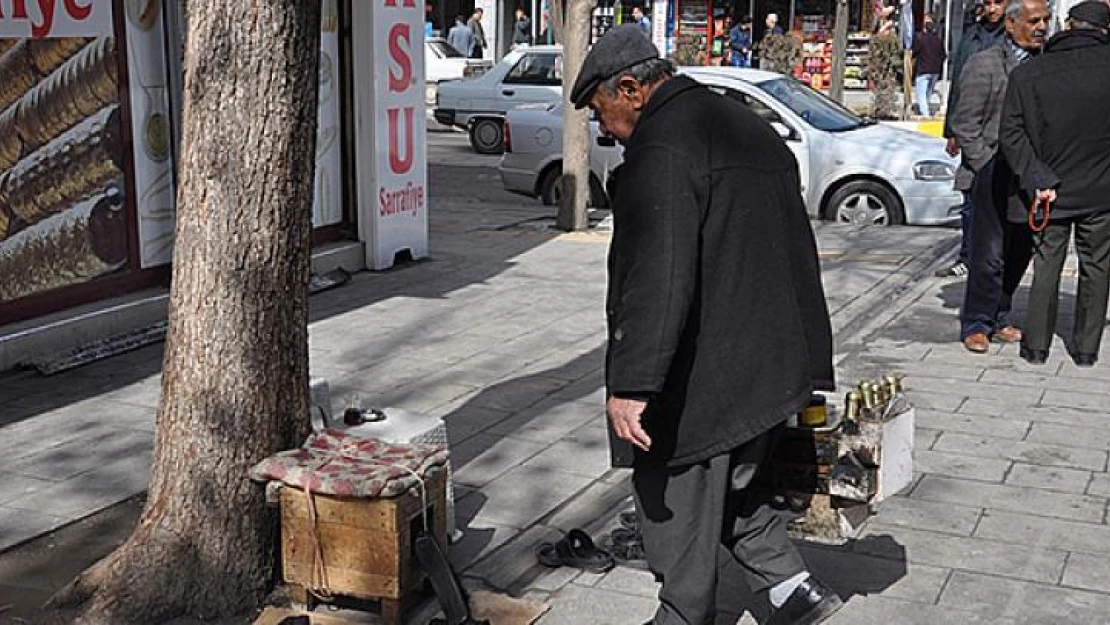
249, 428, 449, 498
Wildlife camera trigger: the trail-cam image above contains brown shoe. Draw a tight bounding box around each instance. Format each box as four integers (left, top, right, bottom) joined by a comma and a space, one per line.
994, 326, 1023, 343
963, 332, 990, 353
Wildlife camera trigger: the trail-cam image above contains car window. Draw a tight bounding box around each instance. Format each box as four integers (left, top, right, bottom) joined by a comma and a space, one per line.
755, 78, 863, 132
504, 53, 562, 85
429, 40, 465, 59
708, 86, 784, 125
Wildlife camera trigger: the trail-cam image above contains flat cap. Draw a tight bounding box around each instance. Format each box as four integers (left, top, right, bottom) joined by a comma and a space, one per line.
570, 24, 661, 109
1069, 0, 1110, 28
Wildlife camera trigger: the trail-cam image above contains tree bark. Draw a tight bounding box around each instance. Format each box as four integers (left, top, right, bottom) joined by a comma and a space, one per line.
49, 1, 321, 622
829, 0, 848, 104
556, 0, 595, 232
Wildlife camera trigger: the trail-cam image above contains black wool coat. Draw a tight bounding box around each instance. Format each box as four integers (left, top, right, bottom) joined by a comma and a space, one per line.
606, 76, 835, 468
1000, 29, 1110, 221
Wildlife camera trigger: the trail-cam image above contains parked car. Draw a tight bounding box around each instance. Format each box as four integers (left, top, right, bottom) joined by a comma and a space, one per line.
499, 66, 963, 226
424, 38, 491, 105
435, 45, 564, 154
500, 103, 622, 208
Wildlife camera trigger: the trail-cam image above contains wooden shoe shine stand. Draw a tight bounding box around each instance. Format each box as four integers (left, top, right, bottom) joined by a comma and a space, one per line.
280, 469, 448, 623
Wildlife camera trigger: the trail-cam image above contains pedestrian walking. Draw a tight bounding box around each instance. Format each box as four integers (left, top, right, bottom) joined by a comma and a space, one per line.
447, 15, 475, 58
999, 0, 1110, 366
955, 0, 1050, 354
729, 15, 754, 67
765, 12, 784, 35
936, 0, 1008, 278
467, 8, 487, 59
512, 8, 533, 49
570, 24, 841, 625
632, 5, 652, 35
912, 13, 946, 116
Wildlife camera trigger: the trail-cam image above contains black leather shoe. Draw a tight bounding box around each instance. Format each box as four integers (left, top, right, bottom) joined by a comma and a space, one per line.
1020, 346, 1049, 365
1075, 353, 1098, 367
767, 578, 844, 625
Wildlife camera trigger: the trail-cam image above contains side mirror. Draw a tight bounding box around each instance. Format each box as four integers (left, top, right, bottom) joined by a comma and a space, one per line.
771, 122, 793, 141
597, 134, 617, 148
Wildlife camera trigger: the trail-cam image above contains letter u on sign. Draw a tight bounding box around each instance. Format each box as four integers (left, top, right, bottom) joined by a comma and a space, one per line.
388, 108, 414, 174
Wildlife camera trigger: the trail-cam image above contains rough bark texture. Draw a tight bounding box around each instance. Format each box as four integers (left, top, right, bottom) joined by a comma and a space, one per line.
556, 0, 594, 232
829, 0, 848, 104
50, 1, 321, 622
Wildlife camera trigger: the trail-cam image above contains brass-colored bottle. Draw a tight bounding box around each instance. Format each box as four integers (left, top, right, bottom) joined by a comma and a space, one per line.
845, 391, 862, 421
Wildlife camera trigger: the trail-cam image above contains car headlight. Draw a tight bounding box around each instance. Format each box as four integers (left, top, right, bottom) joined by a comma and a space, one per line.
913, 160, 955, 181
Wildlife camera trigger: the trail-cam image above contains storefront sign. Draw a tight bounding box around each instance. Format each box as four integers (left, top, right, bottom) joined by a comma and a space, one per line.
352, 0, 428, 270
0, 0, 112, 38
652, 1, 667, 55
314, 0, 342, 228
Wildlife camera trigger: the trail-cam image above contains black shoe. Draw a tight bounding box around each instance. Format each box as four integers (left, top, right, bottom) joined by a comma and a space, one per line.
1020, 346, 1049, 365
1075, 353, 1098, 367
767, 578, 844, 625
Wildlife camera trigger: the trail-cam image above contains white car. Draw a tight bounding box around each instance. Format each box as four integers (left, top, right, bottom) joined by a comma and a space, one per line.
434, 45, 564, 154
424, 38, 491, 104
500, 67, 963, 226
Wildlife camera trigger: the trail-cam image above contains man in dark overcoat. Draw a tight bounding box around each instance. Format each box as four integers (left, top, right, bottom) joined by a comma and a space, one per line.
570, 24, 840, 625
999, 0, 1110, 366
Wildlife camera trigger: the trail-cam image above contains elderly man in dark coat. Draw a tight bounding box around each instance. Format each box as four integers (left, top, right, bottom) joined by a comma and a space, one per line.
1000, 0, 1110, 366
953, 0, 1049, 354
570, 24, 840, 625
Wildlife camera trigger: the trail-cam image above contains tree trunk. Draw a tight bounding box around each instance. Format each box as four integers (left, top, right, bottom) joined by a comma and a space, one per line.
556, 0, 595, 232
829, 0, 848, 104
49, 1, 321, 622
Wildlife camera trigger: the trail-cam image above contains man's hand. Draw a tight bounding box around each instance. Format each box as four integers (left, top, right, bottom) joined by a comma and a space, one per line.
1037, 188, 1057, 203
946, 137, 960, 157
607, 397, 652, 452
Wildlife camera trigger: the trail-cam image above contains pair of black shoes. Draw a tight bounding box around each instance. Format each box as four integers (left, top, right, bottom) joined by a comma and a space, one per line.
1020, 346, 1098, 368
641, 577, 843, 625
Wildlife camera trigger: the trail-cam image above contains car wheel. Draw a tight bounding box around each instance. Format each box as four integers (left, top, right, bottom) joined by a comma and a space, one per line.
469, 118, 504, 154
824, 180, 904, 226
540, 169, 607, 207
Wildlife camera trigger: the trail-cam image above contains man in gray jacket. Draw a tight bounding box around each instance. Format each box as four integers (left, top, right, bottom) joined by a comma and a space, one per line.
467, 8, 487, 59
954, 0, 1050, 354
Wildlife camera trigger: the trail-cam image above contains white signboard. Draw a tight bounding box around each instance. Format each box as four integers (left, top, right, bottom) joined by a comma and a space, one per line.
0, 0, 112, 38
652, 1, 667, 56
353, 0, 428, 270
314, 0, 343, 228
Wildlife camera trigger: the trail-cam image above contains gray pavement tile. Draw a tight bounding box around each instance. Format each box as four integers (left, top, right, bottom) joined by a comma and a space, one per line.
450, 517, 520, 572
799, 543, 949, 604
1042, 389, 1109, 412
828, 594, 1004, 625
452, 434, 547, 488
912, 449, 1010, 483
940, 570, 1110, 625
913, 409, 1030, 441
536, 584, 658, 625
896, 363, 986, 382
1060, 359, 1110, 380
975, 510, 1110, 556
467, 524, 564, 591
1004, 463, 1093, 494
530, 563, 586, 593
912, 474, 1106, 523
916, 428, 942, 450
0, 506, 65, 552
95, 376, 163, 409
932, 432, 1107, 471
1087, 472, 1110, 497
5, 428, 152, 481
543, 480, 633, 537
870, 496, 982, 536
979, 368, 1109, 395
468, 465, 594, 529
467, 375, 574, 414
437, 405, 514, 445
593, 565, 658, 599
903, 390, 965, 412
959, 401, 1107, 428
906, 376, 1044, 403
5, 450, 151, 521
1063, 552, 1110, 594
487, 399, 604, 444
524, 439, 611, 480
860, 525, 1067, 584
0, 472, 56, 506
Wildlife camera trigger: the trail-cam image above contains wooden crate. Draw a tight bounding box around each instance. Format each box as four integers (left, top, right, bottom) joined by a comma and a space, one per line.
280, 468, 448, 622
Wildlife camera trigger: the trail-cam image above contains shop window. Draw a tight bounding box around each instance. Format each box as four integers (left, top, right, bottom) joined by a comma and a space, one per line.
504, 53, 563, 85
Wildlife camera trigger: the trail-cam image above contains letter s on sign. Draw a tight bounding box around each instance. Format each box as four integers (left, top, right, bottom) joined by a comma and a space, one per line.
388, 23, 412, 93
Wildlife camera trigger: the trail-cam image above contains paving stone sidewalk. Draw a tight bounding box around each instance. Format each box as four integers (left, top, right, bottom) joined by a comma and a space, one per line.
8, 149, 1104, 624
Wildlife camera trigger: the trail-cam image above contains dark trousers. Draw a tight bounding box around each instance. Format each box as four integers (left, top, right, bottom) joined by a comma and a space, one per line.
960, 160, 1033, 339
958, 190, 973, 265
1023, 210, 1110, 356
634, 429, 805, 625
